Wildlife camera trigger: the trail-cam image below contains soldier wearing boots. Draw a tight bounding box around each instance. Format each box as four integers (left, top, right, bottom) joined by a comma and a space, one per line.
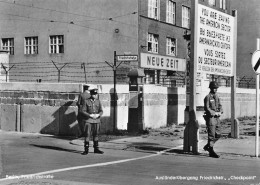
79, 85, 104, 155
203, 81, 223, 158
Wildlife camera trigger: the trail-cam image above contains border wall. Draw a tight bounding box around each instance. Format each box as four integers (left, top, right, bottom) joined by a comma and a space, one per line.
0, 82, 257, 135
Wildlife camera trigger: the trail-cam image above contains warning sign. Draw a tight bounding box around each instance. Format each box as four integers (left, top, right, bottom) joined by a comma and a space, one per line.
196, 4, 235, 76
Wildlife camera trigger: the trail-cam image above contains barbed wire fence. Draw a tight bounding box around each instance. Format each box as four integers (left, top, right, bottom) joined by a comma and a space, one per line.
0, 61, 256, 89
0, 60, 138, 84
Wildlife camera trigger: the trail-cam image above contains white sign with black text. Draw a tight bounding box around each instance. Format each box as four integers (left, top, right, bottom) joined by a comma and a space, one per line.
140, 53, 186, 72
196, 4, 235, 76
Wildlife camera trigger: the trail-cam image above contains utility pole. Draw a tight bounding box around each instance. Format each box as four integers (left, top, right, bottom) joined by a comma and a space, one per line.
105, 51, 123, 132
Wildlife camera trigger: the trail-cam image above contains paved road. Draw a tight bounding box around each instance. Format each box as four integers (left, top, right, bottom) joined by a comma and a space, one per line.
0, 131, 260, 185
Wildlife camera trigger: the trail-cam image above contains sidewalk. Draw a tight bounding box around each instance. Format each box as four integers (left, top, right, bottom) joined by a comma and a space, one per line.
1, 130, 259, 159
70, 133, 260, 159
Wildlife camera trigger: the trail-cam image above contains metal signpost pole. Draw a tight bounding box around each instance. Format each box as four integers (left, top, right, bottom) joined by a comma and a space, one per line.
231, 10, 238, 138
256, 39, 260, 158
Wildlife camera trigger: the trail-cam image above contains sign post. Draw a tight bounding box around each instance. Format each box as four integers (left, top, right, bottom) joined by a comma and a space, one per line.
105, 52, 138, 132
251, 40, 260, 158
183, 1, 237, 153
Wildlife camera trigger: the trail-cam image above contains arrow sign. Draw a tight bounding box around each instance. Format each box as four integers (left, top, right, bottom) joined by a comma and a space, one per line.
252, 50, 260, 74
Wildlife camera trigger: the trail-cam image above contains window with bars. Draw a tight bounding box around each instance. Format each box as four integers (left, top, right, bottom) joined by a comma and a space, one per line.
148, 0, 160, 20
1, 38, 14, 55
166, 37, 177, 56
166, 0, 176, 24
49, 35, 64, 54
147, 33, 159, 53
220, 0, 226, 10
182, 6, 190, 29
25, 37, 38, 55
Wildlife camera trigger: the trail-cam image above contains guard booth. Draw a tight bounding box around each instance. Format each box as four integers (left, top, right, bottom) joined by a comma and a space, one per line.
127, 69, 145, 132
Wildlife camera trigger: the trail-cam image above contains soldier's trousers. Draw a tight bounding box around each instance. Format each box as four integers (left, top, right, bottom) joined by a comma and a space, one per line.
206, 117, 221, 147
83, 122, 100, 142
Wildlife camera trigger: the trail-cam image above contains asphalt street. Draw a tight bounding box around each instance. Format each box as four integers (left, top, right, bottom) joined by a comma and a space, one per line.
0, 130, 260, 185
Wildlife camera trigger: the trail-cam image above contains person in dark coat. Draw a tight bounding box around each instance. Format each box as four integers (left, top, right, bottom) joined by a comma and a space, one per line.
79, 85, 104, 155
77, 84, 91, 138
203, 81, 223, 158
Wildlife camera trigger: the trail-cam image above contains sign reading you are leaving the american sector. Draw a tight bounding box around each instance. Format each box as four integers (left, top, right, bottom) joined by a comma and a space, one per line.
197, 4, 235, 76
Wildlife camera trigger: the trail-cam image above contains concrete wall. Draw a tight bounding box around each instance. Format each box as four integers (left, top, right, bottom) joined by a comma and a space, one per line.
0, 82, 129, 135
142, 85, 186, 128
195, 87, 256, 125
0, 82, 258, 135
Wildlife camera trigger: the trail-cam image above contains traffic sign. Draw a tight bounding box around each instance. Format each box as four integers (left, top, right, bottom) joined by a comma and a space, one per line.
251, 50, 260, 74
117, 55, 138, 61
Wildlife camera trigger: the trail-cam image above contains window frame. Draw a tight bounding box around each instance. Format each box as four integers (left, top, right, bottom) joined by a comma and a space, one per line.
49, 35, 64, 54
24, 36, 38, 55
148, 0, 160, 20
1, 38, 14, 55
182, 6, 190, 29
166, 37, 177, 56
220, 0, 226, 10
166, 0, 176, 25
147, 33, 159, 54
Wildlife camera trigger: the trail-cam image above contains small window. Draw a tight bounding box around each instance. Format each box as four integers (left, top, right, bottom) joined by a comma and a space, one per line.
25, 37, 38, 55
220, 0, 226, 10
208, 0, 216, 6
148, 0, 160, 20
147, 33, 159, 53
49, 35, 64, 54
1, 38, 14, 55
166, 37, 177, 56
166, 0, 176, 24
182, 6, 190, 29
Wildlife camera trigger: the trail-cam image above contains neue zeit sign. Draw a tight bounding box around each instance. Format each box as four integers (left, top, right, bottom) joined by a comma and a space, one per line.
140, 53, 186, 72
196, 4, 235, 76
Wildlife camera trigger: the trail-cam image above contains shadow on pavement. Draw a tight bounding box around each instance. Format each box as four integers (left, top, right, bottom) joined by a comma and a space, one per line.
30, 144, 82, 154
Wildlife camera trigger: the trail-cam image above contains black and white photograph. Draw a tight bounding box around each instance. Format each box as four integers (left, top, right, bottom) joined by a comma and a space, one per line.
0, 0, 260, 184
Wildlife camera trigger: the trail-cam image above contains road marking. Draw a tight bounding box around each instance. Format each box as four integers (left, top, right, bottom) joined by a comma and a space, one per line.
0, 145, 183, 182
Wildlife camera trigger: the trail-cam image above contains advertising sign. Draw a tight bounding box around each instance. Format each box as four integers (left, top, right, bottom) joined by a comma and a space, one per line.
196, 4, 235, 76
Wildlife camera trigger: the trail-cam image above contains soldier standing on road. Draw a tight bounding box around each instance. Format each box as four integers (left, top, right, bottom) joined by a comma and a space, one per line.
77, 84, 91, 138
203, 81, 223, 158
79, 85, 104, 155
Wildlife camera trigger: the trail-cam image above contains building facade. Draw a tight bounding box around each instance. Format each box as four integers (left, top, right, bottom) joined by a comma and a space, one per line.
0, 0, 230, 85
230, 0, 260, 79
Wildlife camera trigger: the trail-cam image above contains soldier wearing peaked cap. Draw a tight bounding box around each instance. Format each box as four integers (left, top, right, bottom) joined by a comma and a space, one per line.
203, 81, 223, 158
79, 85, 104, 155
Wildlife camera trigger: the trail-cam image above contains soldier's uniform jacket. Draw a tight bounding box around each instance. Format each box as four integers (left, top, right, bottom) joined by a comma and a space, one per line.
77, 91, 91, 121
80, 97, 103, 124
204, 93, 223, 125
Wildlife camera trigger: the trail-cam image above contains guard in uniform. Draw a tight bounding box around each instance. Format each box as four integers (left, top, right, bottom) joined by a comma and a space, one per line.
79, 85, 104, 155
77, 84, 91, 137
203, 81, 223, 158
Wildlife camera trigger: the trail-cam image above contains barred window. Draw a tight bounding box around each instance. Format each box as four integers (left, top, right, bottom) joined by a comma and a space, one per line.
25, 37, 38, 54
49, 35, 64, 54
1, 38, 14, 55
